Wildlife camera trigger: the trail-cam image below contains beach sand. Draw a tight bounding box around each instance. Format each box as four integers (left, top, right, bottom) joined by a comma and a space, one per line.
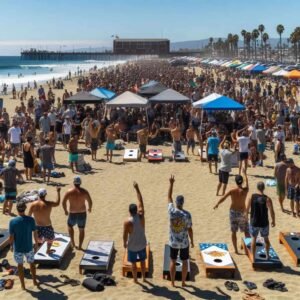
0, 70, 300, 299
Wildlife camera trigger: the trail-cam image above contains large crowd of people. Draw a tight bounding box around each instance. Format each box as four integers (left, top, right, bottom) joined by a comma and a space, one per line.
2, 59, 300, 291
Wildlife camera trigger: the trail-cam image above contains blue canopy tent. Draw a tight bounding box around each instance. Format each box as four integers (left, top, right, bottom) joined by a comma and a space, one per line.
250, 65, 267, 73
90, 87, 116, 101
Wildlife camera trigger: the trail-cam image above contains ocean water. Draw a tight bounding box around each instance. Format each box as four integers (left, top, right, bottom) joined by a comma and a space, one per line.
0, 56, 126, 91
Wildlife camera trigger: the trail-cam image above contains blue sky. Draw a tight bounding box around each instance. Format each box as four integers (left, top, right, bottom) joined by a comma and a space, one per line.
0, 0, 299, 54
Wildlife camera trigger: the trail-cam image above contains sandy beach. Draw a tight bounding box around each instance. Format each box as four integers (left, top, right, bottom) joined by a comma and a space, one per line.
0, 68, 299, 300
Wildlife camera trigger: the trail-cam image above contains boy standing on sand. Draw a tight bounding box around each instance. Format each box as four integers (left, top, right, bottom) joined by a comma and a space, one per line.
106, 125, 116, 163
137, 126, 148, 160
186, 124, 195, 155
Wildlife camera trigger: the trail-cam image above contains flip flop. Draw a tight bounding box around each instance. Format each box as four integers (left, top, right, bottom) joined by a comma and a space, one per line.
243, 281, 257, 290
224, 280, 233, 291
1, 259, 10, 270
60, 275, 80, 286
4, 279, 14, 290
231, 281, 239, 292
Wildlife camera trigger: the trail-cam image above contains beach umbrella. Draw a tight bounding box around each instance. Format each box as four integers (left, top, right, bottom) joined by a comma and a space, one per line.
263, 66, 280, 74
250, 65, 267, 73
90, 87, 116, 101
284, 70, 300, 79
273, 69, 288, 76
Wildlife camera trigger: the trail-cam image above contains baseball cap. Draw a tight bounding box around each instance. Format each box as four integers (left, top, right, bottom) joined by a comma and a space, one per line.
176, 195, 184, 206
73, 176, 81, 185
8, 159, 16, 167
38, 188, 47, 197
235, 175, 243, 186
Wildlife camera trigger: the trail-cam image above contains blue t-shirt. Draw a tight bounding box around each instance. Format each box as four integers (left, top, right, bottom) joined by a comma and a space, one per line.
9, 216, 36, 253
207, 136, 220, 155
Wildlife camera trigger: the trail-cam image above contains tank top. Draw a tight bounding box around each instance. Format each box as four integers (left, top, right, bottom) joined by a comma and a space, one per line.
250, 194, 269, 227
127, 215, 147, 252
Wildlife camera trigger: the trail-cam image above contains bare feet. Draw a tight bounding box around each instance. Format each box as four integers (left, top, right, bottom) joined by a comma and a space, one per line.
182, 282, 186, 287
171, 282, 175, 287
33, 280, 38, 286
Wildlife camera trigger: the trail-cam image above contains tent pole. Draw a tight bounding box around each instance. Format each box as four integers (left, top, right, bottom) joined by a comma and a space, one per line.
145, 107, 149, 129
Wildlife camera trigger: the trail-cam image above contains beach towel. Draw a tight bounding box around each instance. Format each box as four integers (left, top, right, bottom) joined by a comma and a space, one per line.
266, 179, 277, 187
16, 190, 39, 203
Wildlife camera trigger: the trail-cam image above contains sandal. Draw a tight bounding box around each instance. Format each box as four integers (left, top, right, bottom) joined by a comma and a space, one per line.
224, 281, 233, 291
1, 259, 10, 270
4, 279, 14, 290
231, 281, 239, 292
243, 281, 257, 290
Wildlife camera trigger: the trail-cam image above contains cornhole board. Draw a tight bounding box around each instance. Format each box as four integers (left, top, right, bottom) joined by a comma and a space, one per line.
122, 244, 150, 277
230, 151, 239, 168
79, 240, 114, 274
279, 232, 300, 266
123, 149, 139, 162
34, 233, 71, 266
173, 151, 186, 162
163, 244, 190, 280
242, 237, 282, 269
148, 149, 163, 162
199, 149, 207, 162
199, 243, 235, 278
0, 229, 10, 251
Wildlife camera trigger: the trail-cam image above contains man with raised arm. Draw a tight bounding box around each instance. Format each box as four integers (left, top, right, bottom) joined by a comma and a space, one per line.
62, 176, 92, 250
214, 169, 250, 254
123, 182, 147, 283
167, 175, 194, 287
28, 187, 61, 254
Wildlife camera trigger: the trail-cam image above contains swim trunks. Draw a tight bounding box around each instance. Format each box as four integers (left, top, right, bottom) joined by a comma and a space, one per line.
106, 141, 115, 151
36, 225, 55, 243
67, 212, 87, 228
229, 209, 249, 233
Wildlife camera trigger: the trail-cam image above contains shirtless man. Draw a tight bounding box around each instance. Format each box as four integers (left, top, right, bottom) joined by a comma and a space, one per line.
214, 169, 250, 254
28, 187, 61, 254
171, 121, 182, 154
89, 120, 101, 161
285, 159, 300, 217
68, 134, 78, 173
186, 124, 195, 155
274, 155, 288, 212
137, 126, 148, 160
62, 176, 92, 249
106, 125, 116, 163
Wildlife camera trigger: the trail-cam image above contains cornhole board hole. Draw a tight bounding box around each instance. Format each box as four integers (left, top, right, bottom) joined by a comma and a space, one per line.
0, 229, 10, 251
242, 237, 282, 269
123, 149, 139, 162
279, 232, 300, 266
230, 152, 239, 168
148, 149, 163, 162
173, 151, 186, 162
199, 243, 235, 278
163, 244, 190, 280
122, 244, 150, 277
79, 240, 114, 274
199, 149, 207, 162
34, 233, 71, 266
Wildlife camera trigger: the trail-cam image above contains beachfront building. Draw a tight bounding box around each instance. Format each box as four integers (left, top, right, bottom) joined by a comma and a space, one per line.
113, 38, 170, 55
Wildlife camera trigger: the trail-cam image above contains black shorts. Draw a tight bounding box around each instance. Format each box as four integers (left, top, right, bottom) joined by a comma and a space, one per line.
239, 152, 249, 161
170, 246, 189, 261
139, 144, 146, 153
208, 154, 218, 162
292, 127, 299, 135
219, 170, 229, 184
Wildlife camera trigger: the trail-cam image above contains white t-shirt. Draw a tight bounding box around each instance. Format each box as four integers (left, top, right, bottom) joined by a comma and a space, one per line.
238, 136, 250, 153
63, 121, 72, 135
8, 126, 21, 144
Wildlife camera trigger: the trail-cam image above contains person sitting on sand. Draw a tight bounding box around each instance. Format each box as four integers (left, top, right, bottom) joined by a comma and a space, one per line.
28, 187, 61, 254
214, 169, 250, 254
186, 124, 195, 156
137, 125, 148, 160
9, 202, 38, 290
246, 182, 275, 261
89, 120, 101, 161
167, 175, 194, 287
62, 176, 92, 250
123, 182, 147, 283
106, 125, 116, 163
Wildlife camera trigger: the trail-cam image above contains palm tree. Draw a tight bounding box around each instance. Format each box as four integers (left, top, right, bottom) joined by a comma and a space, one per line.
262, 32, 269, 61
277, 24, 285, 62
232, 34, 239, 57
245, 32, 252, 59
227, 33, 233, 57
251, 29, 260, 59
241, 29, 246, 59
209, 37, 214, 56
258, 24, 265, 59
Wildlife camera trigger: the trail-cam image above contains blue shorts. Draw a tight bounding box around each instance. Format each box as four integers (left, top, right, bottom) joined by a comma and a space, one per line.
42, 163, 53, 170
5, 188, 17, 200
257, 144, 265, 153
69, 153, 78, 163
14, 250, 35, 264
127, 247, 147, 263
250, 225, 269, 238
67, 212, 87, 228
106, 141, 115, 151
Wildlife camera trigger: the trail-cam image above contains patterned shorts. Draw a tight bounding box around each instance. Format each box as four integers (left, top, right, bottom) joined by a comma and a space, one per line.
14, 250, 35, 264
37, 225, 55, 244
250, 225, 269, 238
230, 210, 249, 233
287, 185, 300, 202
